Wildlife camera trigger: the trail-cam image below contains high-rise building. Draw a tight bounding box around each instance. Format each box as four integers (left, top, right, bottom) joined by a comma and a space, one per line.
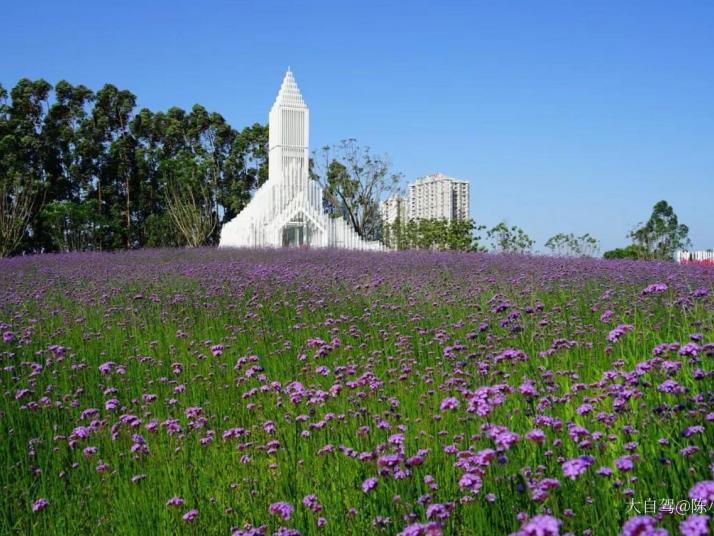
219, 69, 383, 250
407, 173, 470, 221
380, 195, 407, 225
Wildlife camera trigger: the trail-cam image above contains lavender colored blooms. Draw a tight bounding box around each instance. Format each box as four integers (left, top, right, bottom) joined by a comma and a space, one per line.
302, 495, 322, 513
98, 361, 114, 375
398, 522, 443, 536
425, 502, 453, 521
689, 481, 714, 505
680, 515, 709, 536
680, 343, 701, 356
362, 477, 378, 493
268, 502, 293, 520
182, 509, 199, 522
272, 528, 301, 536
2, 248, 712, 533
615, 456, 635, 472
641, 283, 668, 295
32, 498, 49, 513
516, 515, 562, 536
562, 456, 595, 480
439, 397, 459, 411
607, 324, 634, 343
619, 515, 667, 536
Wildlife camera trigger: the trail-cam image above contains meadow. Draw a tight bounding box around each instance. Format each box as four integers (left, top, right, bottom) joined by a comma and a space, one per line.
1, 248, 712, 535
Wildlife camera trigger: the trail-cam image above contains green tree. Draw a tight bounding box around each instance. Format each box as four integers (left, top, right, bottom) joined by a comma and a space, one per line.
41, 199, 100, 252
164, 156, 217, 248
1, 79, 52, 252
220, 123, 268, 222
1, 78, 269, 255
385, 217, 485, 251
40, 81, 95, 203
545, 232, 600, 257
0, 172, 38, 257
603, 244, 648, 260
89, 84, 138, 249
628, 200, 691, 260
447, 218, 487, 251
487, 221, 534, 253
312, 139, 401, 241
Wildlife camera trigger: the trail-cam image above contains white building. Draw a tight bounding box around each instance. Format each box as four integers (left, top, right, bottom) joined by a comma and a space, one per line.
380, 195, 407, 225
407, 172, 470, 221
676, 250, 714, 264
219, 69, 383, 251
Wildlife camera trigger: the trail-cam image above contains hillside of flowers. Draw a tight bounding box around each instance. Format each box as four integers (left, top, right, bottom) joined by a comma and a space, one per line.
1, 248, 712, 535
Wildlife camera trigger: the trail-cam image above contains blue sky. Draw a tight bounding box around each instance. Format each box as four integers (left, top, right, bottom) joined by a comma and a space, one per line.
2, 0, 713, 252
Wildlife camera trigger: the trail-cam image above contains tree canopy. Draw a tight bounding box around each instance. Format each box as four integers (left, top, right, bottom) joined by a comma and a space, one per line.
383, 217, 486, 252
545, 233, 600, 257
0, 78, 268, 256
487, 222, 534, 254
311, 139, 401, 242
603, 200, 690, 261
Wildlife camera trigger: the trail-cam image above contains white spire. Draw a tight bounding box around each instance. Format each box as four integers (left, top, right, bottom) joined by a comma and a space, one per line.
273, 68, 306, 108
218, 69, 385, 252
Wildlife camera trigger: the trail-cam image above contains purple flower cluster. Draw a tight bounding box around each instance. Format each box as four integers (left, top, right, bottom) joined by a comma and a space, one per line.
607, 324, 635, 343
562, 456, 595, 480
269, 502, 293, 521
2, 248, 712, 534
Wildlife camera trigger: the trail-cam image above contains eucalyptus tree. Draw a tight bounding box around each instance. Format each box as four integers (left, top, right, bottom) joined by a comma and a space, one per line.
0, 79, 52, 254
87, 84, 138, 249
603, 201, 691, 261
629, 200, 690, 260
36, 81, 97, 250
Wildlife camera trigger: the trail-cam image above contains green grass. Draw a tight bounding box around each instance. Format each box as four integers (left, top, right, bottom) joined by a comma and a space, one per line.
0, 250, 712, 535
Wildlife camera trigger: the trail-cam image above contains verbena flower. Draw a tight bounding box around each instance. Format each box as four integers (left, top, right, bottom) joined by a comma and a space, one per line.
362, 477, 378, 494
516, 514, 561, 536
689, 481, 714, 505
32, 498, 49, 513
182, 509, 199, 522
268, 501, 293, 520
680, 515, 709, 536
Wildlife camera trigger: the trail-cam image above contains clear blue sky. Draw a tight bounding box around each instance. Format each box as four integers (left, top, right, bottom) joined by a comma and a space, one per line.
2, 0, 713, 252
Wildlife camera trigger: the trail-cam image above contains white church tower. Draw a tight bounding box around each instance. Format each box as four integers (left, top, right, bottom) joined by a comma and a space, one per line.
219, 69, 384, 250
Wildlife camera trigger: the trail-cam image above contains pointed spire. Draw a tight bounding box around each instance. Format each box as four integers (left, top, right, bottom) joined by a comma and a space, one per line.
273, 68, 306, 108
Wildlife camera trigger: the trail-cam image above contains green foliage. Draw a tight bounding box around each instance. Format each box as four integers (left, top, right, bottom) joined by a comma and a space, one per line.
0, 172, 39, 257
487, 221, 534, 253
2, 250, 711, 534
0, 78, 268, 254
603, 244, 648, 260
545, 233, 600, 257
312, 139, 401, 241
604, 201, 691, 261
39, 199, 103, 252
384, 217, 486, 251
628, 200, 691, 261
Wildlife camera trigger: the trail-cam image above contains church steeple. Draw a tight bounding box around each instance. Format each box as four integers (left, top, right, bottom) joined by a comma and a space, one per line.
273, 68, 306, 109
218, 69, 383, 251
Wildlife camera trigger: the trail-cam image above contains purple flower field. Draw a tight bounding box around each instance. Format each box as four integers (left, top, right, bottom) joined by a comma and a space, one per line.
1, 248, 713, 535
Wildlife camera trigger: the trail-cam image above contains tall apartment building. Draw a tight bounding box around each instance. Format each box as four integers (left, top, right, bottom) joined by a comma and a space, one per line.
408, 172, 470, 221
380, 195, 407, 225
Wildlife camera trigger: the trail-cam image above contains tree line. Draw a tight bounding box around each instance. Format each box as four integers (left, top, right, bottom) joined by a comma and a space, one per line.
1, 79, 691, 260
1, 78, 268, 256
383, 216, 601, 255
